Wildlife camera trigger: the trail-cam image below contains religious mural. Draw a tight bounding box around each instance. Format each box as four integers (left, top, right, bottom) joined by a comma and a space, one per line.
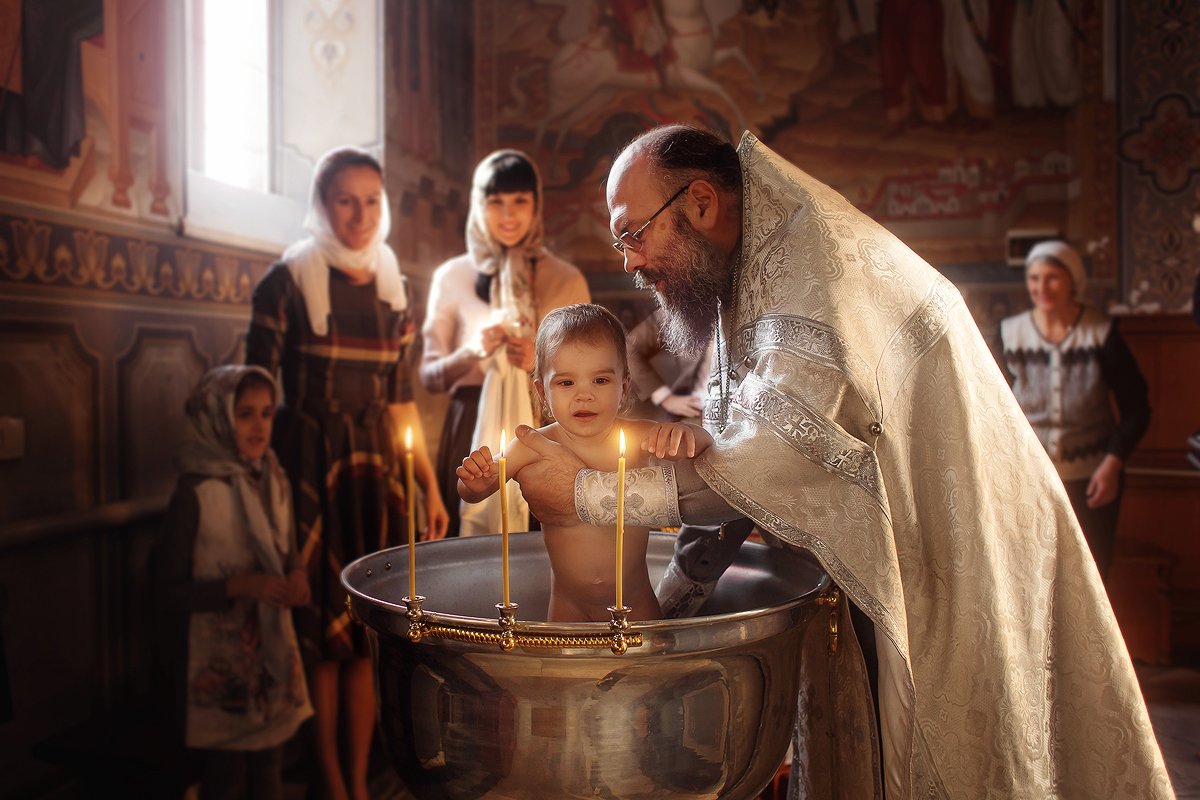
478, 0, 1116, 292
1115, 0, 1200, 313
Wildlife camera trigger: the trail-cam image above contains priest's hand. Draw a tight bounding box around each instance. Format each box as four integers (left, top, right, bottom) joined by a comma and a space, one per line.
512, 425, 585, 527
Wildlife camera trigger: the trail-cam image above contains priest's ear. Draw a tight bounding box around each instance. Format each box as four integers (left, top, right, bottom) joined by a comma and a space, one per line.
685, 179, 722, 231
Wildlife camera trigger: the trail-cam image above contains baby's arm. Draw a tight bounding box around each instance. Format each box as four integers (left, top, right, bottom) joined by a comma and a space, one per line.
457, 445, 500, 503
641, 421, 714, 460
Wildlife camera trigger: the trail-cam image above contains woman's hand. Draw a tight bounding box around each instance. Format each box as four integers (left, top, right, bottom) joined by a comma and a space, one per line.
227, 573, 293, 608
503, 333, 536, 372
472, 323, 509, 358
285, 568, 311, 606
1086, 454, 1122, 508
422, 485, 450, 540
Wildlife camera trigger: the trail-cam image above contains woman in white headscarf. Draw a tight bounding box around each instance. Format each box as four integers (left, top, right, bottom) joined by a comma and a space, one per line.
1000, 240, 1150, 580
246, 146, 448, 800
421, 150, 589, 537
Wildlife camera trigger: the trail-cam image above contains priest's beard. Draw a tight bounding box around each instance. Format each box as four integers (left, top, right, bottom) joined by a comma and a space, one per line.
633, 209, 732, 358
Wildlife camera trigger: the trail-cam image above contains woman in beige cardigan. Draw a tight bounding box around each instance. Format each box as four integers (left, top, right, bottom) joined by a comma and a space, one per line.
421, 150, 589, 537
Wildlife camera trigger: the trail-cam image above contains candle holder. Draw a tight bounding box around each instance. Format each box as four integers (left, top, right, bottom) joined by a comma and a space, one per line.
607, 605, 633, 655
402, 595, 426, 643
496, 601, 520, 652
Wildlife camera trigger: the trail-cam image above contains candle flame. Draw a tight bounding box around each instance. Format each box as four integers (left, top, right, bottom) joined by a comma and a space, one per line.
404, 426, 413, 451
619, 428, 625, 457
500, 428, 506, 455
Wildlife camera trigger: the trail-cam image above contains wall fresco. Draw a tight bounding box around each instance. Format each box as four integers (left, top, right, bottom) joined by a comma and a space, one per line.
479, 0, 1114, 280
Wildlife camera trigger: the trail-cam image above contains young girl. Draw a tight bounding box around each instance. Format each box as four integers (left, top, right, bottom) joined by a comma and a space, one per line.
457, 304, 712, 622
159, 365, 312, 799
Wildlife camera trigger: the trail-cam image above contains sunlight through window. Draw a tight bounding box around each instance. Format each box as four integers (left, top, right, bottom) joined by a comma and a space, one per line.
199, 0, 269, 192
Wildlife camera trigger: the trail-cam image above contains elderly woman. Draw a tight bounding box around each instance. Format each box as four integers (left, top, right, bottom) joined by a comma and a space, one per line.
1000, 240, 1150, 580
421, 150, 589, 537
246, 146, 448, 800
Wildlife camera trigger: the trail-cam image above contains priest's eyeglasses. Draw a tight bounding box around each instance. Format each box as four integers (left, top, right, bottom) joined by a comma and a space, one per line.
611, 183, 691, 255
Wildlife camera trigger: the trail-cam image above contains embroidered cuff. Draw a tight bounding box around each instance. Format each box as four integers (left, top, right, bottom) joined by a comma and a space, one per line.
574, 464, 683, 528
655, 559, 718, 618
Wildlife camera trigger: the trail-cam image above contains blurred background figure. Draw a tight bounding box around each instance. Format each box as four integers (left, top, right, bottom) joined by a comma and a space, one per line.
421, 150, 589, 537
627, 308, 711, 422
246, 147, 448, 800
1000, 240, 1150, 581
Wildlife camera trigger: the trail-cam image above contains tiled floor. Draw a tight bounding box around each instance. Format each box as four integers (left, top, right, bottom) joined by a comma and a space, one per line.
1140, 666, 1200, 799
295, 667, 1200, 799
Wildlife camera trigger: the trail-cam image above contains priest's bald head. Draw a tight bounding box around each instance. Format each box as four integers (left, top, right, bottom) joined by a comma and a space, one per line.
606, 125, 744, 357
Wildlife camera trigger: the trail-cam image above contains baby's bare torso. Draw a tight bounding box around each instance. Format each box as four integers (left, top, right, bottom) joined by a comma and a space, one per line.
538, 421, 660, 622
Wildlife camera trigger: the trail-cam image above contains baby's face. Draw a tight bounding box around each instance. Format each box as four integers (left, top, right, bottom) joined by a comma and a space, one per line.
538, 339, 626, 439
233, 384, 274, 462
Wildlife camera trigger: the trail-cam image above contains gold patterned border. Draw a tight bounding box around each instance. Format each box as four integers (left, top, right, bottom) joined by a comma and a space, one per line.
0, 213, 273, 304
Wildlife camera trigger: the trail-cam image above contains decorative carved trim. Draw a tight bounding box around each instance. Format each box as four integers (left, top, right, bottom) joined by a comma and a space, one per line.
0, 211, 272, 304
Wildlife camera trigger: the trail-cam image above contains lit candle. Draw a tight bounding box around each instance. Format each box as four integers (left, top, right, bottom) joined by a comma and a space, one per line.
616, 428, 626, 609
498, 428, 510, 606
405, 426, 416, 601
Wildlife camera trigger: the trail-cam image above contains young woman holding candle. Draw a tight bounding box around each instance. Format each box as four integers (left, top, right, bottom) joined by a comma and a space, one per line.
457, 303, 711, 622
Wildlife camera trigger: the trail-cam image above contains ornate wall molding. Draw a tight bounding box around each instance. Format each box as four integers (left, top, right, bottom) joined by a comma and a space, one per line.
0, 210, 273, 304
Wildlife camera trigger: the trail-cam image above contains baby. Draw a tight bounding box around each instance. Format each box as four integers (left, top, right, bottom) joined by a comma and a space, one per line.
457, 303, 712, 622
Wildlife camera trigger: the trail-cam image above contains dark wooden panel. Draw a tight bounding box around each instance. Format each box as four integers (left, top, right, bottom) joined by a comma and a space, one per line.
1114, 313, 1200, 661
1120, 314, 1200, 465
117, 328, 209, 499
0, 322, 100, 524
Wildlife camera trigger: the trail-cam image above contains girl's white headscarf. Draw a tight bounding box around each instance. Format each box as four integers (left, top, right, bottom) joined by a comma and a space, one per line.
282, 147, 407, 335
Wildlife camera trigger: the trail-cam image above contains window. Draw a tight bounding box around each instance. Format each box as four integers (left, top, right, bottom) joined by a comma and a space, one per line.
183, 0, 384, 251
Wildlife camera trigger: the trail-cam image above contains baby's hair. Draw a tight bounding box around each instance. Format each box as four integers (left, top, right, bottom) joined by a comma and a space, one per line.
535, 303, 630, 385
235, 370, 276, 406
481, 152, 538, 199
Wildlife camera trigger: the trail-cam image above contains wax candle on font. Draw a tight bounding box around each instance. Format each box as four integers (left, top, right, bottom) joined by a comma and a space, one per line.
405, 426, 416, 601
616, 428, 625, 609
498, 428, 510, 606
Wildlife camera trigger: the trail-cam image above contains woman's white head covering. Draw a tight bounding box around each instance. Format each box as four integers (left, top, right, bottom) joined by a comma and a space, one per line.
1025, 239, 1086, 300
282, 146, 407, 335
465, 149, 545, 334
459, 150, 545, 537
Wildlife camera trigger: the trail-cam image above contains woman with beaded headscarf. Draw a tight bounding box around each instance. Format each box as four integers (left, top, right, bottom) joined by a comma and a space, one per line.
246, 146, 448, 800
421, 150, 590, 538
1000, 240, 1150, 580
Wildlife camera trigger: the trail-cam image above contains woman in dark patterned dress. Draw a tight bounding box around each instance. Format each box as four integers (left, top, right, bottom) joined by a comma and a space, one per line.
247, 147, 448, 800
